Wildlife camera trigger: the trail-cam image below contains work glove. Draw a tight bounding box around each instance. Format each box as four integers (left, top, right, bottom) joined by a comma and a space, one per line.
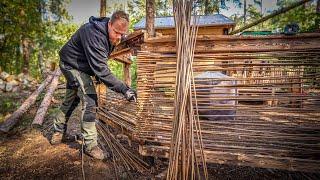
95, 76, 102, 84
124, 88, 137, 102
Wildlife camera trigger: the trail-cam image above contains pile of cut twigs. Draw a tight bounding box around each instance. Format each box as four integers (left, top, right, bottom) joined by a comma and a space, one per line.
97, 120, 149, 177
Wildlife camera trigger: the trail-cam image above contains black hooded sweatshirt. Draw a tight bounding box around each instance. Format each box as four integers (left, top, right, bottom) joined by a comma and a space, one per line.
59, 16, 128, 94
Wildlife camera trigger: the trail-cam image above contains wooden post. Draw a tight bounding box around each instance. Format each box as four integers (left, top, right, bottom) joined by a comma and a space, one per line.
100, 0, 106, 17
124, 63, 131, 86
146, 0, 155, 37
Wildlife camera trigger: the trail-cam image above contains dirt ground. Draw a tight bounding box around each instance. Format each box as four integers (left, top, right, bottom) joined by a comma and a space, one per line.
0, 89, 319, 180
0, 90, 117, 180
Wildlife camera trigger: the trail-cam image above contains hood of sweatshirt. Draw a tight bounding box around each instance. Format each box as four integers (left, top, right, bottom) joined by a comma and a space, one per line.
89, 16, 110, 37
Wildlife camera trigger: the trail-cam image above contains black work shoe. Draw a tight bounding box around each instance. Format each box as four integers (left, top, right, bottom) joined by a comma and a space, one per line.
84, 146, 105, 160
50, 132, 63, 145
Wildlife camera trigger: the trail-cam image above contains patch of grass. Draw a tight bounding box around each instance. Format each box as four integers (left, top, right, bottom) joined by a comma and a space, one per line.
0, 114, 5, 123
48, 108, 60, 116
0, 98, 20, 113
0, 94, 22, 123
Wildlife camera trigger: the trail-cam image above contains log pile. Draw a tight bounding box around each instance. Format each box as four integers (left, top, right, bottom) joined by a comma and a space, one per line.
0, 69, 61, 132
0, 71, 38, 93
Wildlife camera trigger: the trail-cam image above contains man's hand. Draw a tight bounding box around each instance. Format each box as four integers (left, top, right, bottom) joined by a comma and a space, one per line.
124, 88, 137, 102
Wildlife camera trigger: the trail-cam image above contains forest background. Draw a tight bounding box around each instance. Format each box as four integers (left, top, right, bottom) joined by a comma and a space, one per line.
0, 0, 319, 89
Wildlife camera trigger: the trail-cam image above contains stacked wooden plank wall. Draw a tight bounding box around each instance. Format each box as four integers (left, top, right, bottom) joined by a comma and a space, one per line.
134, 33, 320, 172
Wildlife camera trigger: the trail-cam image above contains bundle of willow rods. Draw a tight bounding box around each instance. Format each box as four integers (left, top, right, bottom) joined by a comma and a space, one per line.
135, 32, 320, 173
166, 1, 207, 179
97, 88, 137, 136
96, 120, 149, 175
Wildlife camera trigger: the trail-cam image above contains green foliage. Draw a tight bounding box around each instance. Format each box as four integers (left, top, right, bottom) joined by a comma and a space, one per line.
231, 0, 319, 33
1, 0, 39, 74
127, 0, 145, 32
195, 0, 220, 14
0, 0, 72, 79
0, 94, 21, 122
270, 0, 319, 32
108, 60, 124, 81
127, 0, 173, 32
41, 22, 79, 63
232, 4, 263, 31
107, 57, 138, 90
130, 57, 138, 90
1, 99, 19, 113
1, 0, 318, 88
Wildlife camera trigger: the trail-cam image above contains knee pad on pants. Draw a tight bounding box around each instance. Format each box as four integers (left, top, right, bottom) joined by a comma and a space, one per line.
82, 94, 98, 123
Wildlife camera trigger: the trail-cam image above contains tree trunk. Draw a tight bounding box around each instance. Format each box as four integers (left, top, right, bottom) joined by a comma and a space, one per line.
100, 0, 106, 17
146, 0, 155, 37
38, 43, 46, 79
244, 0, 247, 25
32, 69, 61, 126
22, 38, 31, 74
0, 71, 55, 133
204, 0, 210, 15
15, 43, 22, 74
316, 0, 320, 31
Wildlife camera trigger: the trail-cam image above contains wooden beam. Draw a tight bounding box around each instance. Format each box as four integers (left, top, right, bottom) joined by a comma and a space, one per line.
144, 33, 320, 43
142, 34, 320, 53
139, 145, 320, 173
113, 57, 132, 65
109, 48, 133, 64
114, 30, 144, 50
124, 63, 131, 86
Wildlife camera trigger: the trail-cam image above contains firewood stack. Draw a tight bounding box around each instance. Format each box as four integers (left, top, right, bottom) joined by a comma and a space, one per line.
0, 71, 37, 93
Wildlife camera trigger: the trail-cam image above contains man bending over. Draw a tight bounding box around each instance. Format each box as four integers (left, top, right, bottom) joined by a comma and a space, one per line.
51, 11, 136, 160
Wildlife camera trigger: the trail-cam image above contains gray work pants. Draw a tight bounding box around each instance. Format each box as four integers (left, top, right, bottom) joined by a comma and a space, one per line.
54, 61, 98, 150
